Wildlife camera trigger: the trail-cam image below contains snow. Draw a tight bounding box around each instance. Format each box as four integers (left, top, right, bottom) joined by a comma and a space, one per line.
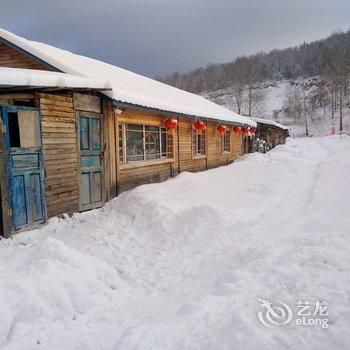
0, 67, 110, 90
0, 28, 255, 127
249, 116, 289, 130
202, 80, 350, 136
0, 136, 349, 349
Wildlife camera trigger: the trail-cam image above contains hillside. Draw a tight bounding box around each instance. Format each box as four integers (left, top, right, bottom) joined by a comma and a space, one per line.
202, 79, 350, 136
160, 30, 350, 136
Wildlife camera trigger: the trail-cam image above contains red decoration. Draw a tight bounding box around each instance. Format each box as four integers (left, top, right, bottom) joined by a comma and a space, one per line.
217, 124, 227, 133
250, 127, 257, 134
232, 126, 242, 134
164, 118, 178, 129
241, 127, 250, 134
194, 120, 206, 130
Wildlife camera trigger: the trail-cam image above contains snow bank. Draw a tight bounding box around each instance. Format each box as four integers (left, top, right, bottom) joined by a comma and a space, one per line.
0, 136, 349, 349
0, 67, 110, 90
0, 28, 255, 127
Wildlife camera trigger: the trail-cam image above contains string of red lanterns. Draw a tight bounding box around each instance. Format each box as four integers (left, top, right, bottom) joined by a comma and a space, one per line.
168, 119, 256, 136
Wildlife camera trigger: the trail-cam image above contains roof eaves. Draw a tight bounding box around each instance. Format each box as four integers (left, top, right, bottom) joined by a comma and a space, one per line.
112, 99, 254, 126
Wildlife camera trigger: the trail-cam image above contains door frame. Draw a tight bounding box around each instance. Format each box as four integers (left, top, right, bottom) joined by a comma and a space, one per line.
0, 115, 11, 237
1, 104, 47, 233
77, 111, 104, 212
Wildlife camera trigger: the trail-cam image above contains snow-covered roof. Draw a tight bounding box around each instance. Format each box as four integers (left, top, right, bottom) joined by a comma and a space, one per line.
249, 117, 289, 130
0, 28, 255, 127
0, 67, 111, 90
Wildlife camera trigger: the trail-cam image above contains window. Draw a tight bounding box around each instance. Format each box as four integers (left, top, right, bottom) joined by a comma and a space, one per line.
222, 130, 231, 153
8, 110, 41, 148
192, 129, 206, 157
119, 123, 173, 163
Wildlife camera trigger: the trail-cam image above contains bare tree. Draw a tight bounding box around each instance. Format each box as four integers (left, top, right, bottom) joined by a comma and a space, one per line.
244, 85, 266, 117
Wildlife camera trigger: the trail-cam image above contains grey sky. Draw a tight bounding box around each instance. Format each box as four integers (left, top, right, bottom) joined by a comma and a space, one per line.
0, 0, 349, 77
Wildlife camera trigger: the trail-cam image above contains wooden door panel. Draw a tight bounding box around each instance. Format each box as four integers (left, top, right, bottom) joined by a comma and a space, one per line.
29, 173, 44, 222
12, 174, 27, 227
91, 171, 102, 203
91, 118, 101, 150
79, 112, 103, 211
2, 106, 47, 232
80, 117, 89, 150
81, 172, 91, 205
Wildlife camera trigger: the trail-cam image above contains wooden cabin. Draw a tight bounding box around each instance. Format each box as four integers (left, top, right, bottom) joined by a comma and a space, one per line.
0, 28, 256, 237
249, 117, 289, 153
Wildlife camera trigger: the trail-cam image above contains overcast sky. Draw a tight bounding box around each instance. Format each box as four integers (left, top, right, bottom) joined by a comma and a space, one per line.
0, 0, 349, 77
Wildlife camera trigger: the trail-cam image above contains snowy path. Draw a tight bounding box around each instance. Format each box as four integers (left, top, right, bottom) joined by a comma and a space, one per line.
0, 136, 349, 350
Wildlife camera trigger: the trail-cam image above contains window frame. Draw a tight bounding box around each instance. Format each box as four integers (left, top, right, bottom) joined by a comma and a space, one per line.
221, 130, 231, 154
192, 128, 206, 158
118, 122, 174, 166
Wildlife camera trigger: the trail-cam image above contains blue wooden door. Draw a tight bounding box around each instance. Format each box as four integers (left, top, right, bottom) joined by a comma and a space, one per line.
78, 112, 103, 211
2, 106, 46, 232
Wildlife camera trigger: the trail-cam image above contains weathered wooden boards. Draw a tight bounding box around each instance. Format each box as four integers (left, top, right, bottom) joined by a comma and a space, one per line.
0, 42, 50, 70
37, 92, 80, 217
0, 117, 11, 237
73, 93, 101, 113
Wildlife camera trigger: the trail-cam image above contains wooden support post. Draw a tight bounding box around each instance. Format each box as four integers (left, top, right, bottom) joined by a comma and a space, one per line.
0, 117, 11, 237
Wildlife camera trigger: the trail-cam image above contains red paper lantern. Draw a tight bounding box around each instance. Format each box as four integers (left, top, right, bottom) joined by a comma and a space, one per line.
217, 124, 227, 133
232, 126, 242, 134
250, 127, 257, 134
164, 118, 178, 129
194, 120, 206, 130
241, 127, 250, 134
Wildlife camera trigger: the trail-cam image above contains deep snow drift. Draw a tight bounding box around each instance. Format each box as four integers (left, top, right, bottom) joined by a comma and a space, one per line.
0, 136, 349, 349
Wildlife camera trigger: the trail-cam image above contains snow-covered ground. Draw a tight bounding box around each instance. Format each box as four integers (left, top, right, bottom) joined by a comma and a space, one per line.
0, 136, 349, 349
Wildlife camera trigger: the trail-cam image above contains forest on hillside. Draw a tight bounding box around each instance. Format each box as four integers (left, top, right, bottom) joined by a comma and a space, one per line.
160, 30, 350, 133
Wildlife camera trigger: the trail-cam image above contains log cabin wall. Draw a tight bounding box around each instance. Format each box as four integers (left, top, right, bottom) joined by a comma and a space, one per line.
115, 112, 244, 194
178, 117, 207, 173
116, 107, 178, 193
0, 42, 52, 70
207, 121, 242, 168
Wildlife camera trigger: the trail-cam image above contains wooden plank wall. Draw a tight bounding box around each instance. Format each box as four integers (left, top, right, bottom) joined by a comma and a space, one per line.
207, 121, 242, 169
178, 117, 207, 172
37, 92, 80, 217
116, 108, 178, 193
115, 112, 243, 193
179, 118, 242, 172
0, 42, 51, 70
